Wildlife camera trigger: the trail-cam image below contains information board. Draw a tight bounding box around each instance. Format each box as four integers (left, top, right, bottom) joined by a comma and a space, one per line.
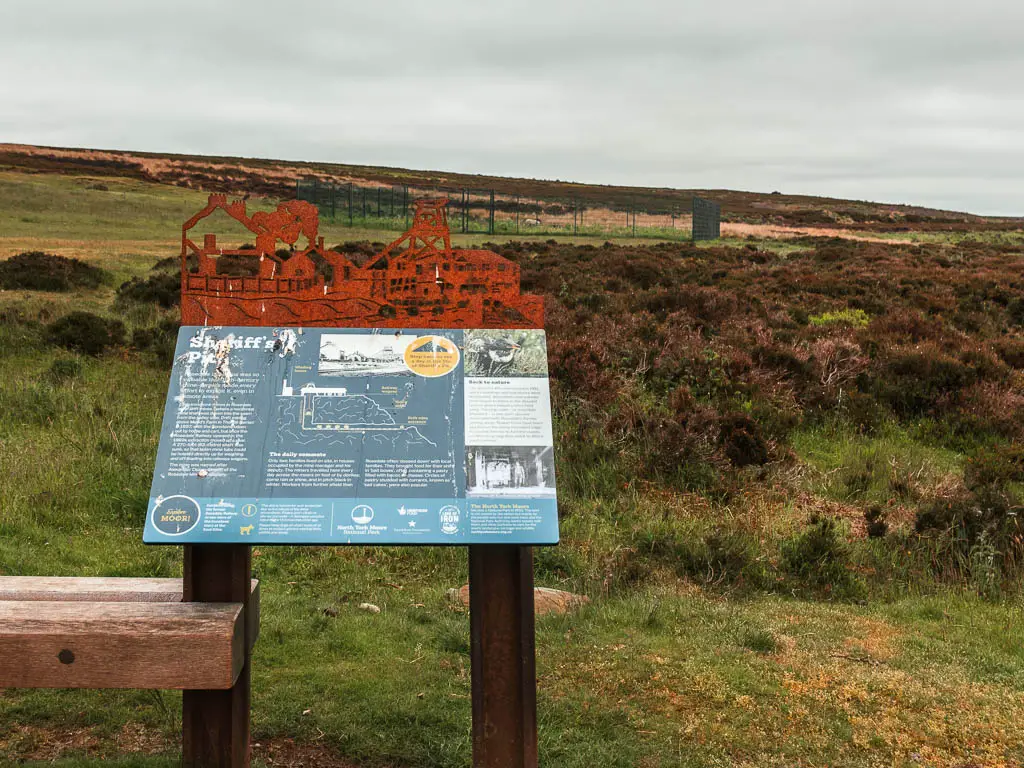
145, 327, 558, 545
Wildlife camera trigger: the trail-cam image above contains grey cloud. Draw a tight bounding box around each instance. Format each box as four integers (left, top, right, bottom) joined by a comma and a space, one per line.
1, 0, 1023, 214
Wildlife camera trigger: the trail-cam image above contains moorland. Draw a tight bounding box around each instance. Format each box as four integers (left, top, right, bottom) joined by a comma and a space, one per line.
0, 155, 1021, 768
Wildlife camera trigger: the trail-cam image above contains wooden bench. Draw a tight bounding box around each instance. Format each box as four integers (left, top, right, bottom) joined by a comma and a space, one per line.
0, 577, 259, 690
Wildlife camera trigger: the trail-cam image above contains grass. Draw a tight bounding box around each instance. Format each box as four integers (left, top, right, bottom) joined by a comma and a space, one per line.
792, 422, 963, 507
873, 229, 1024, 246
1, 170, 1023, 766
0, 170, 720, 258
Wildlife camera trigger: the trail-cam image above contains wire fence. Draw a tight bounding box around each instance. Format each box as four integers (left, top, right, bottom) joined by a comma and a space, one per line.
296, 179, 720, 242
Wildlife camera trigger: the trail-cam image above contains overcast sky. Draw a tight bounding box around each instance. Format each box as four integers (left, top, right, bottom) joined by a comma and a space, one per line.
1, 0, 1022, 215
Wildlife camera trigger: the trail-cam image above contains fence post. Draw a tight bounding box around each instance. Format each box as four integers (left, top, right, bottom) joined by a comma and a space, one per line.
632, 201, 636, 237
515, 195, 519, 234
470, 545, 538, 768
377, 187, 381, 218
182, 544, 252, 768
348, 184, 353, 226
362, 188, 367, 221
404, 186, 409, 228
330, 185, 336, 219
489, 190, 495, 235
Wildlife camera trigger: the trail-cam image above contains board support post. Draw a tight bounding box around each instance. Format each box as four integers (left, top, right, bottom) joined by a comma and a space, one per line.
469, 544, 538, 768
182, 544, 253, 768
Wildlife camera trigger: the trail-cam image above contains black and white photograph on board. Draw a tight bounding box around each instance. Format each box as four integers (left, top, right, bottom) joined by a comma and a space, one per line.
466, 445, 556, 496
318, 333, 414, 376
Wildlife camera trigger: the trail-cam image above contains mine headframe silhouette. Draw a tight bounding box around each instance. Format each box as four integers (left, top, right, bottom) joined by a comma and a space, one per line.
180, 194, 543, 328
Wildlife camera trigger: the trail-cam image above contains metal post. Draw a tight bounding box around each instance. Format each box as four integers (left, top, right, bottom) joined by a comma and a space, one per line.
348, 184, 353, 226
183, 544, 252, 768
573, 201, 577, 236
515, 195, 519, 234
330, 184, 336, 219
469, 545, 537, 768
377, 187, 381, 218
489, 190, 495, 235
404, 186, 409, 228
362, 188, 367, 220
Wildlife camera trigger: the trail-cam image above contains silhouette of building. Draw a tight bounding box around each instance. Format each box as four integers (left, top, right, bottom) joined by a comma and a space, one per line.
180, 195, 543, 328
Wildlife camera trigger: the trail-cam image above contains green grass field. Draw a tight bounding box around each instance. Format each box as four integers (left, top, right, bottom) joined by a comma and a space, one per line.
0, 171, 1022, 767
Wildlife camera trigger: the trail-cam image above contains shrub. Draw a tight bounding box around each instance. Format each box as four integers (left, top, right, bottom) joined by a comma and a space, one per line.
619, 259, 666, 290
915, 486, 1022, 560
131, 318, 179, 365
782, 515, 863, 596
1007, 297, 1024, 327
809, 308, 870, 328
992, 338, 1024, 369
46, 312, 125, 356
634, 526, 766, 588
679, 530, 767, 587
0, 251, 108, 291
867, 349, 977, 417
635, 290, 686, 317
150, 256, 178, 272
719, 414, 770, 467
752, 345, 814, 385
864, 505, 887, 538
46, 357, 83, 385
677, 287, 737, 329
964, 445, 1024, 492
115, 273, 180, 308
215, 254, 259, 276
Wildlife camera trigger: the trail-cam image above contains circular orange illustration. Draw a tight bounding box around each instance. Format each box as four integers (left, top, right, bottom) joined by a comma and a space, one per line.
403, 335, 461, 377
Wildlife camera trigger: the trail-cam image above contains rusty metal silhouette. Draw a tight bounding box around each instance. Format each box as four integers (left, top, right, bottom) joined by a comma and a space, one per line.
181, 194, 543, 328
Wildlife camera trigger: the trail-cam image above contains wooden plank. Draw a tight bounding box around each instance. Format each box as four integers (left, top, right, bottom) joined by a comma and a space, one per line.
183, 544, 252, 768
0, 577, 183, 602
0, 576, 261, 647
0, 601, 244, 690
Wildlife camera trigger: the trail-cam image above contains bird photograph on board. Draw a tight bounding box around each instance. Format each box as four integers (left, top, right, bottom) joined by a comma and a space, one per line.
464, 329, 547, 377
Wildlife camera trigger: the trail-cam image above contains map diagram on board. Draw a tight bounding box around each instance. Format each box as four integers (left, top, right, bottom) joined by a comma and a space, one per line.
276, 383, 435, 448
